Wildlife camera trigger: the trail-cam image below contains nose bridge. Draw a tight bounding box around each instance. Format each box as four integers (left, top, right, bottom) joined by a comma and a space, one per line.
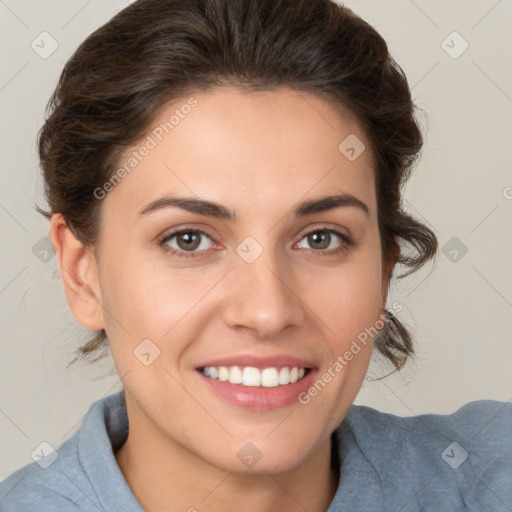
222, 242, 304, 337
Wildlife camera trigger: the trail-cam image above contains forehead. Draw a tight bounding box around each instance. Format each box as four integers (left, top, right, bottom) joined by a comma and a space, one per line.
103, 86, 377, 223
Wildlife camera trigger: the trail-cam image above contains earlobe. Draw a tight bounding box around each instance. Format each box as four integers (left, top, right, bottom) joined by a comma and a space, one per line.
49, 214, 105, 331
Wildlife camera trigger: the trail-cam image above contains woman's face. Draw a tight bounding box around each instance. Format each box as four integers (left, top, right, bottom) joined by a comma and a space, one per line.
81, 86, 391, 473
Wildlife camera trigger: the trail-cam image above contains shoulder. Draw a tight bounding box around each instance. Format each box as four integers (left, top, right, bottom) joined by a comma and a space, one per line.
0, 391, 129, 512
347, 398, 512, 444
0, 436, 90, 511
339, 399, 512, 510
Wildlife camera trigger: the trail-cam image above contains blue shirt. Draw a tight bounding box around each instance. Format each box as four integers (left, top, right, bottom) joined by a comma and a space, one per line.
1, 391, 511, 511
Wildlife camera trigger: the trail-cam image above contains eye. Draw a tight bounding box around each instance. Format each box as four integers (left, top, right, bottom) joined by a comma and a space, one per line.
158, 226, 352, 260
158, 229, 215, 258
296, 229, 351, 255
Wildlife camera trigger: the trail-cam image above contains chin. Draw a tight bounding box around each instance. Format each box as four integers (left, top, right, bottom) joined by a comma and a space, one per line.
200, 434, 323, 475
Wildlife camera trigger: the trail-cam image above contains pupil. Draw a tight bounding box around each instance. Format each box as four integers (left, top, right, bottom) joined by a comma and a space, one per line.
309, 231, 329, 249
178, 232, 200, 251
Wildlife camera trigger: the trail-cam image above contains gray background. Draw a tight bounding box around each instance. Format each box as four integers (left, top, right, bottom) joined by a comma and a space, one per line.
1, 0, 511, 479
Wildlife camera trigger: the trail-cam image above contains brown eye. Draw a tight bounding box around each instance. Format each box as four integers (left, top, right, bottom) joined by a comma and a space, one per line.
159, 229, 215, 257
175, 231, 202, 251
306, 231, 331, 250
297, 230, 347, 252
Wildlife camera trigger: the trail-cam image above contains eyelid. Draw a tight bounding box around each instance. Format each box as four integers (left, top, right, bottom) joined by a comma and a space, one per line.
158, 226, 217, 247
295, 223, 350, 241
294, 227, 351, 254
159, 223, 349, 245
158, 223, 352, 259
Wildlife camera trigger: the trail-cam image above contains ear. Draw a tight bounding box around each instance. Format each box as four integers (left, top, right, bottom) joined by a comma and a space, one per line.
49, 214, 105, 331
381, 235, 400, 310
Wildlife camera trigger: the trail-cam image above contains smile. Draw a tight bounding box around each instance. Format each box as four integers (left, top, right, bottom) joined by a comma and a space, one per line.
200, 366, 309, 387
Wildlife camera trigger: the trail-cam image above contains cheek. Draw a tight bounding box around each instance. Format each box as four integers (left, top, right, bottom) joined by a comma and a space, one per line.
99, 230, 384, 359
99, 253, 220, 353
309, 250, 384, 345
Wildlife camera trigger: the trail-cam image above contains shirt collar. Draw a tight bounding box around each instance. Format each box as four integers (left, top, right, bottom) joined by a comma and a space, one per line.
77, 390, 144, 511
76, 390, 385, 511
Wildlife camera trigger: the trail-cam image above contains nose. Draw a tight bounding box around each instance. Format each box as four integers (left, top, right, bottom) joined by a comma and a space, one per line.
221, 249, 305, 339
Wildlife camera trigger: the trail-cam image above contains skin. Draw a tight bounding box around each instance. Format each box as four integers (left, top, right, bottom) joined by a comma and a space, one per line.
50, 86, 398, 512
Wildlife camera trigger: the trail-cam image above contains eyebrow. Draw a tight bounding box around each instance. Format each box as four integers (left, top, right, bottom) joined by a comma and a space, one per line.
137, 193, 370, 221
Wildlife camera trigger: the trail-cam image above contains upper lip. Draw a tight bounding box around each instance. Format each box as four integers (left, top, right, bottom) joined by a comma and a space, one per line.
195, 354, 317, 370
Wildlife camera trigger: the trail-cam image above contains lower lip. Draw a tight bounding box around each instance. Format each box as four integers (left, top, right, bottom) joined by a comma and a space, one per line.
196, 369, 317, 411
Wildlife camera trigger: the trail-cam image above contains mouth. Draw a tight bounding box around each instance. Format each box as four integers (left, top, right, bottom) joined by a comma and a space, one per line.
198, 365, 311, 387
194, 356, 318, 411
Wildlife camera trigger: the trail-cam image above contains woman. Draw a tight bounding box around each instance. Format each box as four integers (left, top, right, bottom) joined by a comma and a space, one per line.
1, 0, 510, 510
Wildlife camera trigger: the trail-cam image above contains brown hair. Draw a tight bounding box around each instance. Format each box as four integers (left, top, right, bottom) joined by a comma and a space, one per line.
37, 0, 438, 370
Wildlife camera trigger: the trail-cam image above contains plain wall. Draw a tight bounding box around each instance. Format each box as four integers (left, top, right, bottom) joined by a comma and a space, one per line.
1, 0, 511, 480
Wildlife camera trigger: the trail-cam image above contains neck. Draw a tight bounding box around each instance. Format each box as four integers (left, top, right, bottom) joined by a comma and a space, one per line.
115, 399, 340, 512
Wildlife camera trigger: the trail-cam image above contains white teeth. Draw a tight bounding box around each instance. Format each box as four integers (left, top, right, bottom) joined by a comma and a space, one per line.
242, 367, 261, 386
278, 367, 290, 385
201, 365, 308, 387
261, 368, 279, 387
218, 366, 229, 382
228, 366, 243, 384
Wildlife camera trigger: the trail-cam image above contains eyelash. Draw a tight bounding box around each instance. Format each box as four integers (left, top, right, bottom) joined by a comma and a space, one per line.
157, 226, 352, 260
